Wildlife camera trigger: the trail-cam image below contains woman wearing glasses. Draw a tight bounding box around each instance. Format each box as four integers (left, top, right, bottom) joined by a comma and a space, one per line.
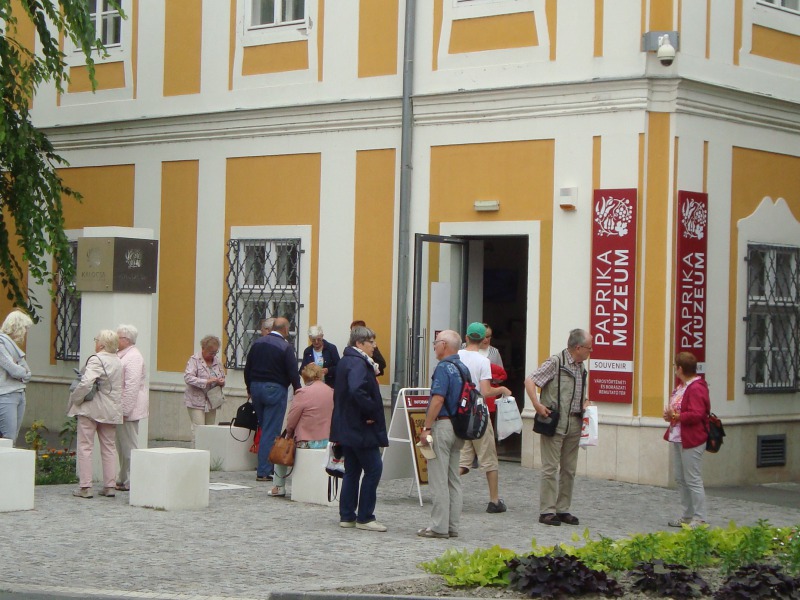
299, 324, 340, 387
184, 335, 226, 447
330, 326, 388, 532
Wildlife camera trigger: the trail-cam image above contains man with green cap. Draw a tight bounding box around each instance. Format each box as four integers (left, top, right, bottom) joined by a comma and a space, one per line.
458, 322, 513, 513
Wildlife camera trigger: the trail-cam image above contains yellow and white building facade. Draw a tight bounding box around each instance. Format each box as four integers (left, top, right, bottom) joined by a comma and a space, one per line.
7, 0, 800, 486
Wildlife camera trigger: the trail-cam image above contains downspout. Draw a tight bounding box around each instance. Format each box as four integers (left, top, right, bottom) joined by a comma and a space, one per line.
391, 0, 417, 404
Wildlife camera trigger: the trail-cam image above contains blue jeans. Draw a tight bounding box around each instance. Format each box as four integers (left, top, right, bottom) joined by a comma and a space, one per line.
340, 445, 383, 524
0, 391, 25, 446
251, 381, 288, 478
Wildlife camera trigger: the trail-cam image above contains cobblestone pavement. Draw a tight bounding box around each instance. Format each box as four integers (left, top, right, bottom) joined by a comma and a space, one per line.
1, 454, 799, 600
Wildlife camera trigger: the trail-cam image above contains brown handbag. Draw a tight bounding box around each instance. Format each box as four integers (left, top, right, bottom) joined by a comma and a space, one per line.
268, 430, 296, 467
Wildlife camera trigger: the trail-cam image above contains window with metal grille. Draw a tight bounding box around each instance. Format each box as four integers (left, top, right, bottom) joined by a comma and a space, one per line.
54, 242, 81, 361
744, 243, 800, 393
224, 238, 302, 369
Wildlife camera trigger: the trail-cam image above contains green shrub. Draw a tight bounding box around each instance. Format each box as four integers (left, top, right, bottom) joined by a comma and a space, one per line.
419, 545, 516, 587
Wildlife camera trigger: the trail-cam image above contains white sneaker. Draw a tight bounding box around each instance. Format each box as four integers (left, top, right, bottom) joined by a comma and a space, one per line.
356, 520, 387, 532
668, 517, 691, 527
339, 521, 356, 528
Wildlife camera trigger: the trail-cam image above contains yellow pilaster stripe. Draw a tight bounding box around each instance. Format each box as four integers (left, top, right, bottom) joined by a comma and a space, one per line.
164, 0, 202, 96
433, 0, 443, 71
648, 0, 673, 31
640, 113, 671, 418
358, 0, 399, 77
594, 0, 604, 57
592, 136, 601, 189
354, 150, 396, 383
158, 161, 199, 372
705, 0, 712, 59
546, 0, 557, 61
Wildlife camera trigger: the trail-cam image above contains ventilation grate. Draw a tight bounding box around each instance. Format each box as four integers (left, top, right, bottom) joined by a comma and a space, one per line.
757, 434, 787, 468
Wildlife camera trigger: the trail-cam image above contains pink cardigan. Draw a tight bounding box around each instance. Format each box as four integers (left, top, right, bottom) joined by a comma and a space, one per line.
118, 345, 148, 421
285, 380, 333, 442
663, 377, 711, 449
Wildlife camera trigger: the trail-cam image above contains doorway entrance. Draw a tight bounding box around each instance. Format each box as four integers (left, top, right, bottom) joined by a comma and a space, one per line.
410, 231, 530, 460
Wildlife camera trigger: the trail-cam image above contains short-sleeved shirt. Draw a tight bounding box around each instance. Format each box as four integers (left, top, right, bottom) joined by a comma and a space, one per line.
528, 349, 585, 414
457, 349, 491, 387
430, 354, 466, 418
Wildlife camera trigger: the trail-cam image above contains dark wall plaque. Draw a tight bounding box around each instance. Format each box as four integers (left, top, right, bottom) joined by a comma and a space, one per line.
77, 237, 158, 294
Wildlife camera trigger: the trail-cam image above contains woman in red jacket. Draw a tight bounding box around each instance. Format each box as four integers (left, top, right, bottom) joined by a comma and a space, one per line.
663, 352, 711, 528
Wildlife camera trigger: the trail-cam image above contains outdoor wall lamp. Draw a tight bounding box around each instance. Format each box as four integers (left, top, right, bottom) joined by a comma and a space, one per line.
474, 200, 500, 212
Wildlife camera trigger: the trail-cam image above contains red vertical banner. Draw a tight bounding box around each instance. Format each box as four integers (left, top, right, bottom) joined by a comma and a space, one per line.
675, 191, 708, 374
589, 189, 638, 404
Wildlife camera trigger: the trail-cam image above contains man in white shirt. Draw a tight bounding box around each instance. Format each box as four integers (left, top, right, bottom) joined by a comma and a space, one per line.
458, 322, 512, 513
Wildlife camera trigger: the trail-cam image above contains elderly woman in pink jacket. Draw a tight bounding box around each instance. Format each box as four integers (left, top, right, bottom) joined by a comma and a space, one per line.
68, 330, 124, 499
115, 324, 148, 492
184, 335, 226, 447
268, 363, 334, 498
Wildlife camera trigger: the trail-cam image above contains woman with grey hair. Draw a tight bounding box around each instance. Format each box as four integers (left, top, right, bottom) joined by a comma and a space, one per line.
300, 324, 340, 387
115, 324, 148, 492
0, 309, 33, 445
184, 334, 226, 447
330, 326, 388, 532
68, 329, 124, 498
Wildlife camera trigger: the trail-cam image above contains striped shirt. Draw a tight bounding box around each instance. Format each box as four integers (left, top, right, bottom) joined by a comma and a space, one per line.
528, 350, 585, 414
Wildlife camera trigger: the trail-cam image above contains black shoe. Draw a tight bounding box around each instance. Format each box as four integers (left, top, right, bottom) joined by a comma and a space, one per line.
538, 513, 561, 526
486, 499, 507, 513
556, 512, 579, 525
256, 475, 273, 482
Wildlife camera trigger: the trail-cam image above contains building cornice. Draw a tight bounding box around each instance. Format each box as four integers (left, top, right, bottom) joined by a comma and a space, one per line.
43, 77, 800, 151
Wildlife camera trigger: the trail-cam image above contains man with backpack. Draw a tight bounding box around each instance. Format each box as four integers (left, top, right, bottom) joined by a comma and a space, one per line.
457, 322, 513, 514
524, 328, 592, 527
416, 330, 468, 538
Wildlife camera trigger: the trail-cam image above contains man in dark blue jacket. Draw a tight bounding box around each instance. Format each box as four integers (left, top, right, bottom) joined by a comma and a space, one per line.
244, 317, 301, 481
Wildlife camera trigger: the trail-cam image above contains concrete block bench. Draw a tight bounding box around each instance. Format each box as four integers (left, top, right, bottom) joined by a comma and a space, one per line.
290, 447, 336, 507
0, 447, 35, 512
0, 438, 13, 448
195, 425, 257, 472
130, 448, 210, 510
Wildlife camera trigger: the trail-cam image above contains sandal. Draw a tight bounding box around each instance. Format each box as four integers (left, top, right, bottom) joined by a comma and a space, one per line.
267, 486, 286, 497
115, 484, 130, 492
417, 528, 449, 539
459, 467, 469, 476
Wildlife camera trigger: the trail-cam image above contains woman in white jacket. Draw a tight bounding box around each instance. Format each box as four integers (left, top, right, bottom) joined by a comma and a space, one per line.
0, 310, 33, 445
115, 324, 148, 492
68, 330, 124, 499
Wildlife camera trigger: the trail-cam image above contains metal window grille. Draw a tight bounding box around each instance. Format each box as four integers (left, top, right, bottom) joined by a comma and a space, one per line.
54, 242, 80, 361
744, 244, 800, 393
224, 238, 302, 369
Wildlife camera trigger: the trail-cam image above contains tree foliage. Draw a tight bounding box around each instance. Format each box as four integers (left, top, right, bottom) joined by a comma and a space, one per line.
0, 0, 118, 318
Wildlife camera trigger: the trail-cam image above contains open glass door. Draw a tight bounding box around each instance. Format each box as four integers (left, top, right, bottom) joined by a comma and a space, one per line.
410, 233, 469, 388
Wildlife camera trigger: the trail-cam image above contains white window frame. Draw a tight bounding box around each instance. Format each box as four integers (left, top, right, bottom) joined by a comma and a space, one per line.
758, 0, 800, 14
241, 0, 310, 47
64, 0, 131, 67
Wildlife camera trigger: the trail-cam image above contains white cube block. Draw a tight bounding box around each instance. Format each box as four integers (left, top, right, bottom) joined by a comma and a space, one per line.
195, 425, 257, 472
0, 438, 13, 448
130, 448, 210, 510
290, 448, 336, 507
0, 448, 35, 512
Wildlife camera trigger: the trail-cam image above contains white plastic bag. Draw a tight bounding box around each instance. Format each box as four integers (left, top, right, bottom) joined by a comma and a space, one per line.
495, 396, 523, 441
579, 405, 599, 447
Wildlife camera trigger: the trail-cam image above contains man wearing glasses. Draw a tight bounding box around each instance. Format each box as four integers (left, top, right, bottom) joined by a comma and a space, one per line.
524, 329, 593, 527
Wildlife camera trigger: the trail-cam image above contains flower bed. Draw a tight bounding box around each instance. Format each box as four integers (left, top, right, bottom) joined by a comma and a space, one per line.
36, 449, 78, 485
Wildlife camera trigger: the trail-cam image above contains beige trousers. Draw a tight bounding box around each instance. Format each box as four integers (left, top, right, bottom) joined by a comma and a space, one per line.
187, 408, 217, 448
115, 420, 139, 487
538, 416, 581, 514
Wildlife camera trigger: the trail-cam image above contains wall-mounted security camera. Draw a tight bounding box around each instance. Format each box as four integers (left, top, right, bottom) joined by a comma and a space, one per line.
657, 34, 676, 66
642, 30, 680, 66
